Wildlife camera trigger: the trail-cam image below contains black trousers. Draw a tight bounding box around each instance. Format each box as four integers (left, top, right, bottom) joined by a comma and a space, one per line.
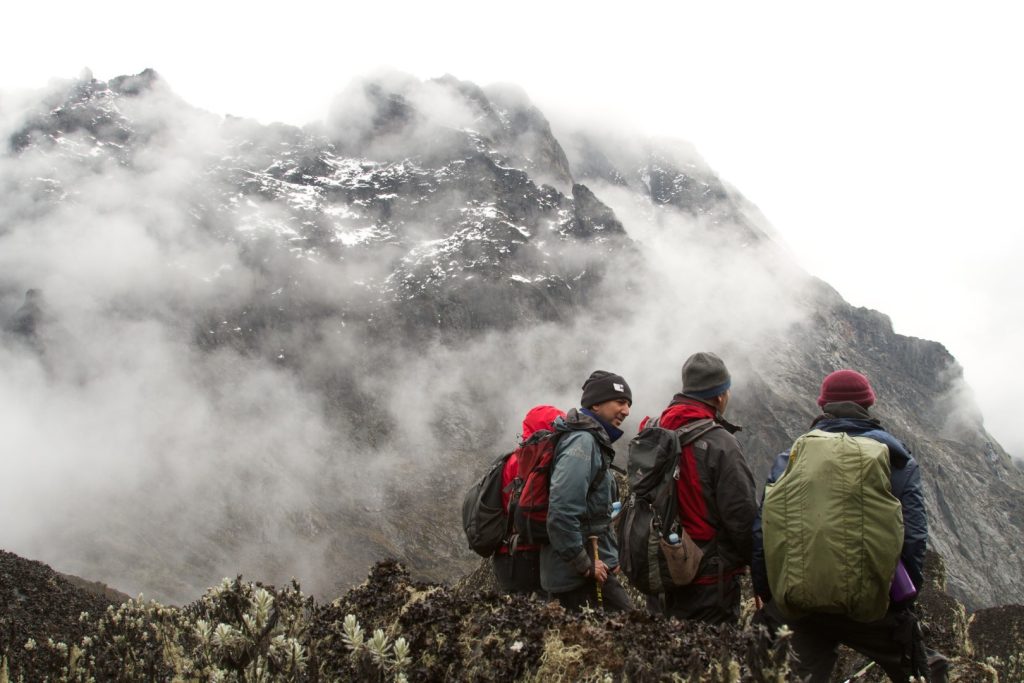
788, 609, 928, 683
492, 550, 542, 595
751, 600, 788, 639
648, 575, 742, 626
549, 574, 633, 613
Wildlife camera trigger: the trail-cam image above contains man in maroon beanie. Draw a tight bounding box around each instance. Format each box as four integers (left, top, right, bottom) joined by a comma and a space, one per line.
752, 369, 936, 682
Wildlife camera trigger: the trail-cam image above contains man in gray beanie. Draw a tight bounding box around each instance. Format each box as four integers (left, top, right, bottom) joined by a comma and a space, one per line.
644, 352, 756, 624
541, 370, 634, 612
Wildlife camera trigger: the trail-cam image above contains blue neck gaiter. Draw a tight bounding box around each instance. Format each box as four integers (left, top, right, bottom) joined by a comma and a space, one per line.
581, 407, 624, 443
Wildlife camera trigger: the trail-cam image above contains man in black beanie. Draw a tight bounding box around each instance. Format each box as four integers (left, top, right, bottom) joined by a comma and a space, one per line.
541, 370, 634, 612
645, 352, 756, 624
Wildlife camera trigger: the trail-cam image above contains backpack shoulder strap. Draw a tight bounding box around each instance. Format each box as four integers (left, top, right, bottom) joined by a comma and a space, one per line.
589, 446, 612, 494
667, 418, 722, 550
637, 417, 720, 463
673, 418, 720, 446
640, 416, 719, 443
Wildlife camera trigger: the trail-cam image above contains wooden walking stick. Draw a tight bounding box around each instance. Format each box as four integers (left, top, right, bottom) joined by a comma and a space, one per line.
588, 535, 603, 610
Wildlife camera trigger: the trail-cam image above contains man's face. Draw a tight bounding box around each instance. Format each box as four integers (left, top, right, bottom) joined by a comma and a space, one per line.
714, 389, 731, 416
590, 398, 631, 427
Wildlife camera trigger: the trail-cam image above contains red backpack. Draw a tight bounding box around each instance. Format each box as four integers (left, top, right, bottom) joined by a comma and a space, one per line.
509, 430, 561, 545
513, 429, 609, 545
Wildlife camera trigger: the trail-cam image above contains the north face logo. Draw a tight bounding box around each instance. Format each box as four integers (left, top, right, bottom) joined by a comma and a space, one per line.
613, 383, 624, 392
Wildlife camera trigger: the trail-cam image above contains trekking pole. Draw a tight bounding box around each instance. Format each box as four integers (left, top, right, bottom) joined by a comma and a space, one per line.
588, 535, 603, 610
842, 660, 875, 683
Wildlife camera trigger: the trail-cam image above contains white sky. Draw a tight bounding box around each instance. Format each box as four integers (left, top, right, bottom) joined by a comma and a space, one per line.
4, 1, 1022, 454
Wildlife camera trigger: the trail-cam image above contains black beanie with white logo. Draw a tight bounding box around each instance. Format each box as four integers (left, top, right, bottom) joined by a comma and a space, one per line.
580, 370, 632, 408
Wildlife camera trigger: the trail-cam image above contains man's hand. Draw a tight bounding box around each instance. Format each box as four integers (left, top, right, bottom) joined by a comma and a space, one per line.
588, 559, 610, 584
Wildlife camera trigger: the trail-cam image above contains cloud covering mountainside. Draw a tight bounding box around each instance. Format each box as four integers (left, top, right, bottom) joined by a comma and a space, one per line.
1, 70, 1020, 608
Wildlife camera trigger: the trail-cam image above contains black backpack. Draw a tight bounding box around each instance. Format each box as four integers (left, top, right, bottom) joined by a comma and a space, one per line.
461, 451, 515, 557
614, 417, 719, 594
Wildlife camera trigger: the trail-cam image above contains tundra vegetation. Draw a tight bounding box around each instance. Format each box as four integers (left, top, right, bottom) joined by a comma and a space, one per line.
1, 550, 1022, 682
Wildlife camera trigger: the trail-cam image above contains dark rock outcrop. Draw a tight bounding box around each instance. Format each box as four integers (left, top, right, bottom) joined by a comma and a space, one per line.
969, 604, 1024, 680
0, 549, 117, 659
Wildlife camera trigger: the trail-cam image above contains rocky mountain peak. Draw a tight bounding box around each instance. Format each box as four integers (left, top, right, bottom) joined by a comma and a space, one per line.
1, 70, 1022, 611
324, 72, 574, 191
9, 72, 134, 152
108, 67, 161, 96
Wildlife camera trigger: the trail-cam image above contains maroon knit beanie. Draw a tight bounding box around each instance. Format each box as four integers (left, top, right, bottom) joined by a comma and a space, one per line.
817, 369, 876, 408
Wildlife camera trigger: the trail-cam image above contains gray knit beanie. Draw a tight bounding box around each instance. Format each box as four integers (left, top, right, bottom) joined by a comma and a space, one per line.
681, 352, 732, 399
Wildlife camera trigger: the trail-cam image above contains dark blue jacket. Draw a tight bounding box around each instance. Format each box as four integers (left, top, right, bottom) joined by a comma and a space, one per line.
752, 403, 929, 600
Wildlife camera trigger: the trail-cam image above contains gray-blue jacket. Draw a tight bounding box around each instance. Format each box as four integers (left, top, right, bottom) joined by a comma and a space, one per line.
540, 409, 620, 593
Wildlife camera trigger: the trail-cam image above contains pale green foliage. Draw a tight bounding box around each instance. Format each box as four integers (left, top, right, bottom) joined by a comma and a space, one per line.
184, 579, 310, 681
982, 651, 1024, 682
341, 612, 364, 649
392, 637, 411, 670
341, 613, 411, 682
1010, 652, 1024, 681
4, 577, 316, 682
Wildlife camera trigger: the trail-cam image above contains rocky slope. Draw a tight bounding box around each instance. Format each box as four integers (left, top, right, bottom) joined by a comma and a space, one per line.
0, 70, 1021, 610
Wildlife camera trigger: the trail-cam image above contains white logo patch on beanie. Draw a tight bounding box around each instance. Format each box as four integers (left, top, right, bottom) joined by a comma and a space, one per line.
613, 383, 624, 392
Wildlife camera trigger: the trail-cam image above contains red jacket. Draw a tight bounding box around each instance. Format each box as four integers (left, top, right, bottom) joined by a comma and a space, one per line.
655, 397, 757, 585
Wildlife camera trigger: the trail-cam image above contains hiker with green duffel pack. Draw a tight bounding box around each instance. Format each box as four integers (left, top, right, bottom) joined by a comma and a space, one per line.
752, 369, 932, 682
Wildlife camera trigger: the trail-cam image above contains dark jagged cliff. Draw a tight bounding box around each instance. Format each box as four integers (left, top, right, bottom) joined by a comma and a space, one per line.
0, 70, 1021, 610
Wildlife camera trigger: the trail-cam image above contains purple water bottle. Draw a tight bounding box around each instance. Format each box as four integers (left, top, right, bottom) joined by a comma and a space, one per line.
890, 558, 918, 602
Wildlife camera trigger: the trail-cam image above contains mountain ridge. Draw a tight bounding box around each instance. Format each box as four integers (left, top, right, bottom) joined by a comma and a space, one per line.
0, 69, 1020, 610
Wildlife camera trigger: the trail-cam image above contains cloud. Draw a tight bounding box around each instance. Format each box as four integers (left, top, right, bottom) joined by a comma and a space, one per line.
0, 73, 819, 604
325, 71, 481, 164
0, 79, 346, 600
568, 181, 807, 420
